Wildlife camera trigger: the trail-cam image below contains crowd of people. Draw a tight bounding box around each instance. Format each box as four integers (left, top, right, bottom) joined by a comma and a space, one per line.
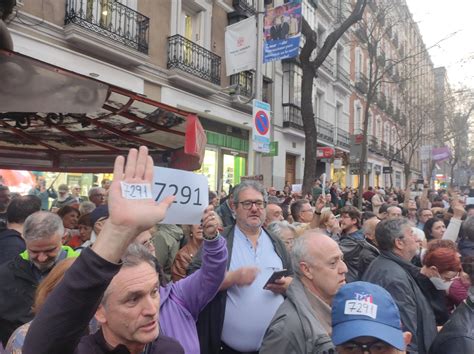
0, 146, 472, 354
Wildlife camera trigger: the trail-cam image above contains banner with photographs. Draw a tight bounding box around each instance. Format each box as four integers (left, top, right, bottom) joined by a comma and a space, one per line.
263, 0, 302, 63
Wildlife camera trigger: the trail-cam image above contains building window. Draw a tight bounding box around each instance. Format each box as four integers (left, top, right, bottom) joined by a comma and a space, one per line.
283, 62, 303, 107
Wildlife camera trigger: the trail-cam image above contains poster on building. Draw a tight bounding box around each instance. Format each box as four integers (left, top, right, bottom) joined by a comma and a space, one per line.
252, 99, 271, 153
225, 16, 257, 76
432, 146, 451, 162
263, 0, 302, 63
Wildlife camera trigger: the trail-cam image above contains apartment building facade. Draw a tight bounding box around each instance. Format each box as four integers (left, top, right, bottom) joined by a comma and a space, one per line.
6, 0, 437, 191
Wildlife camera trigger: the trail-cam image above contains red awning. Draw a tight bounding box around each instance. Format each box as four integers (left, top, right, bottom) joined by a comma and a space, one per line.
0, 49, 206, 172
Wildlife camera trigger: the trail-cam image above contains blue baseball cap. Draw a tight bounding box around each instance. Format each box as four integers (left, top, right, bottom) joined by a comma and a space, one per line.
331, 281, 405, 350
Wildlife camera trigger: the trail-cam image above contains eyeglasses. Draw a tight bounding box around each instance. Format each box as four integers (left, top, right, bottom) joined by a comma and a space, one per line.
92, 194, 106, 198
238, 200, 266, 210
338, 340, 393, 354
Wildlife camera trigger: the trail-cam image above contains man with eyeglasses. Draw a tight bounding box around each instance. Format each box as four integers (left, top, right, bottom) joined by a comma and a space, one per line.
290, 199, 314, 223
190, 180, 292, 354
362, 219, 437, 354
332, 281, 412, 354
88, 187, 107, 207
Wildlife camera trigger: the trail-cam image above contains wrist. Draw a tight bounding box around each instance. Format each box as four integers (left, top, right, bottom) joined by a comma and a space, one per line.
203, 232, 220, 241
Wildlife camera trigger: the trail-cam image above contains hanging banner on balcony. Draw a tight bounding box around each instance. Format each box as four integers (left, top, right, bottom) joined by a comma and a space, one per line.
225, 16, 257, 76
252, 99, 271, 153
263, 0, 302, 63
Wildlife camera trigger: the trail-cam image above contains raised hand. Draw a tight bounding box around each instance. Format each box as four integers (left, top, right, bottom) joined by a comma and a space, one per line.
108, 146, 174, 233
93, 146, 174, 263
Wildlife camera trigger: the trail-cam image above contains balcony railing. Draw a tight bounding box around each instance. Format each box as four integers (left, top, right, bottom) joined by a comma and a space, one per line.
381, 141, 388, 155
65, 0, 149, 53
282, 103, 303, 130
230, 71, 254, 98
368, 135, 380, 153
355, 72, 368, 94
317, 118, 334, 143
167, 34, 221, 85
320, 54, 334, 75
232, 0, 256, 15
337, 128, 350, 149
336, 66, 350, 88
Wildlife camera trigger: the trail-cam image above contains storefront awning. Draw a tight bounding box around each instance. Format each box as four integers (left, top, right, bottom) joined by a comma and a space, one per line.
0, 49, 206, 172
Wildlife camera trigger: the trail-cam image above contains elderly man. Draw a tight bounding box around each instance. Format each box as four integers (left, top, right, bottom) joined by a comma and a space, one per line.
290, 199, 313, 223
0, 211, 78, 346
88, 186, 107, 207
51, 184, 76, 211
191, 180, 292, 354
23, 147, 185, 354
264, 202, 284, 227
387, 205, 403, 219
260, 232, 347, 353
362, 219, 437, 354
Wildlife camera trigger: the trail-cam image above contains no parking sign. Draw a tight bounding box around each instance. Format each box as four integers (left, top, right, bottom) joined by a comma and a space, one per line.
252, 99, 271, 153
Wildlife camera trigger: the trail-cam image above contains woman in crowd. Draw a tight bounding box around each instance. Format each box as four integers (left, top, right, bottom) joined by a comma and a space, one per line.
267, 220, 297, 252
319, 209, 341, 241
171, 224, 204, 281
57, 205, 81, 248
424, 217, 447, 241
76, 213, 94, 250
420, 240, 462, 325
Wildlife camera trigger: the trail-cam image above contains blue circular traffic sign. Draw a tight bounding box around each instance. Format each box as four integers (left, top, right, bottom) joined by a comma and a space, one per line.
255, 110, 270, 135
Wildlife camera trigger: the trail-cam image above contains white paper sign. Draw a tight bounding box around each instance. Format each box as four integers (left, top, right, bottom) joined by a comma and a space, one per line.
344, 300, 378, 319
152, 166, 208, 224
292, 184, 302, 193
121, 182, 153, 199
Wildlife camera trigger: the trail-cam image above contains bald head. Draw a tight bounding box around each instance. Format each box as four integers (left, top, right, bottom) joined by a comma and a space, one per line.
362, 217, 380, 244
265, 203, 284, 226
292, 231, 347, 304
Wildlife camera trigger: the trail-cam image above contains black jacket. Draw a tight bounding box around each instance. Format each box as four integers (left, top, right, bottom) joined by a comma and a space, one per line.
215, 201, 235, 228
362, 251, 437, 354
23, 247, 183, 354
429, 294, 474, 354
0, 256, 37, 345
188, 225, 292, 354
338, 233, 379, 282
0, 228, 25, 265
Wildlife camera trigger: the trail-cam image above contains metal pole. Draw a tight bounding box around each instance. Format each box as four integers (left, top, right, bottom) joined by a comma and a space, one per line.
252, 0, 264, 176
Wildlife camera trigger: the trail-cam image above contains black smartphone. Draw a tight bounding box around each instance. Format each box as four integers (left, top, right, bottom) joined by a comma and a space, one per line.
263, 269, 290, 288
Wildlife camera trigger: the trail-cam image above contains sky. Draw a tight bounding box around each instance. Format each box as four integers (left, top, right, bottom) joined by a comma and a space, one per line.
405, 0, 474, 89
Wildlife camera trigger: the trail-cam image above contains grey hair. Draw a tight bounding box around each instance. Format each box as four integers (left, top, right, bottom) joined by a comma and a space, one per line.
79, 201, 96, 215
102, 243, 157, 305
290, 231, 328, 278
232, 180, 266, 205
267, 221, 297, 240
375, 218, 411, 251
88, 187, 105, 198
23, 211, 64, 242
461, 216, 474, 242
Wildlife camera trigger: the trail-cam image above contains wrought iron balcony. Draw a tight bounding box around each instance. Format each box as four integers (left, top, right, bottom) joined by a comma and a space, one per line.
320, 55, 334, 76
230, 71, 254, 98
337, 128, 351, 149
282, 103, 303, 130
65, 0, 149, 54
368, 135, 380, 153
232, 0, 256, 15
316, 118, 334, 143
381, 141, 388, 155
336, 66, 350, 89
355, 72, 368, 94
167, 34, 221, 86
